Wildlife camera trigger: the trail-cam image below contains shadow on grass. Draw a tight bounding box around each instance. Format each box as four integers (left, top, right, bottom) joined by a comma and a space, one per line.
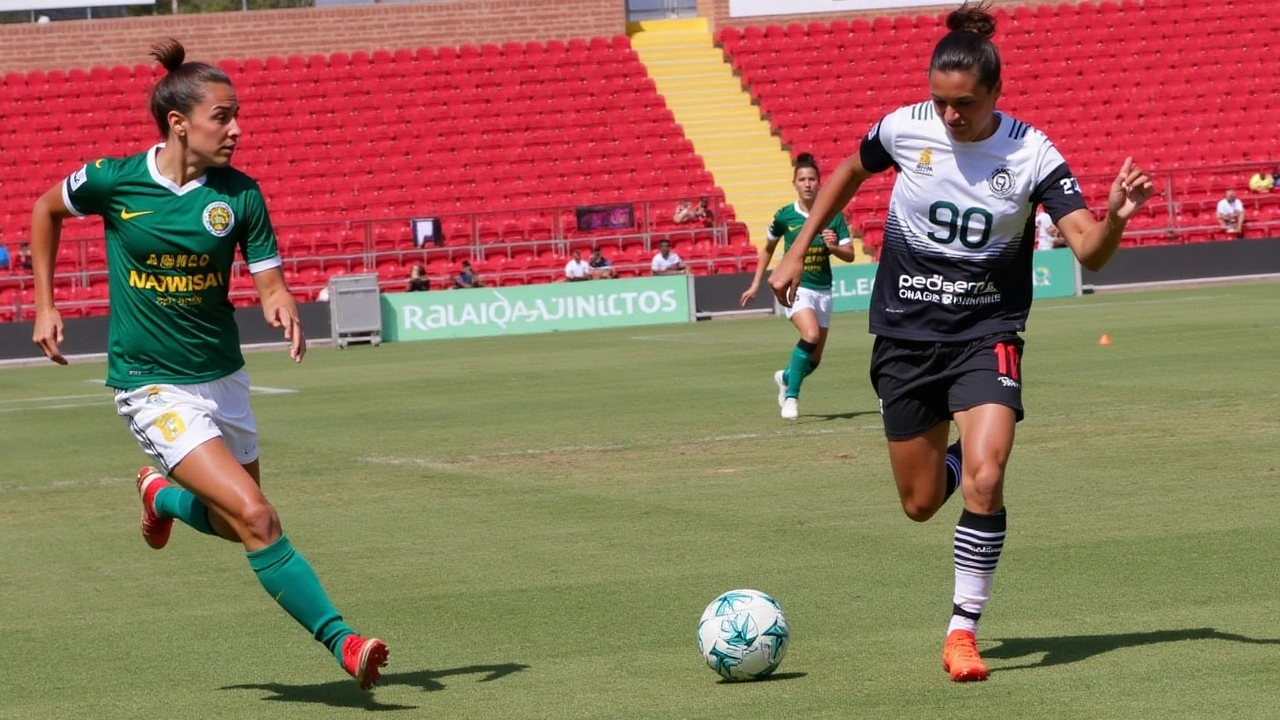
985, 628, 1280, 673
221, 662, 530, 710
716, 671, 808, 685
804, 410, 879, 422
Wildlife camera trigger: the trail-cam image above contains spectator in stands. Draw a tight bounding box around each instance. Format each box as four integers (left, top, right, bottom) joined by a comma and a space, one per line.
739, 152, 855, 421
673, 199, 696, 224
1248, 166, 1275, 194
766, 0, 1155, 684
588, 247, 615, 279
1216, 189, 1245, 235
453, 260, 481, 288
406, 263, 430, 292
26, 38, 386, 690
0, 242, 9, 271
673, 197, 712, 226
650, 239, 686, 275
563, 249, 591, 282
16, 242, 33, 272
1034, 205, 1060, 250
696, 196, 714, 225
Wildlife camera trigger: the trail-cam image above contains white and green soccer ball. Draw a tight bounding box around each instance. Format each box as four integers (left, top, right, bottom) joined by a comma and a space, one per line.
696, 589, 790, 681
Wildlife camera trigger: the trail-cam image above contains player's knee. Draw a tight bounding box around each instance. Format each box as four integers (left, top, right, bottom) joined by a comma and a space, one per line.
235, 500, 281, 545
900, 498, 939, 523
799, 329, 821, 346
962, 456, 1007, 508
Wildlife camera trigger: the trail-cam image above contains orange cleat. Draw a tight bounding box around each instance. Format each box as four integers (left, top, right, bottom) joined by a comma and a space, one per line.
942, 629, 989, 682
341, 635, 389, 690
136, 467, 173, 550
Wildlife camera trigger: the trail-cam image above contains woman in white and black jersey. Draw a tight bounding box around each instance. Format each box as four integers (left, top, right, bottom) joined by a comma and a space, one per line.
768, 0, 1154, 682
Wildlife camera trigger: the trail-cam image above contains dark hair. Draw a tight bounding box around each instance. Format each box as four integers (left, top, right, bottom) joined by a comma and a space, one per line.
930, 0, 1001, 90
793, 152, 820, 180
148, 38, 233, 138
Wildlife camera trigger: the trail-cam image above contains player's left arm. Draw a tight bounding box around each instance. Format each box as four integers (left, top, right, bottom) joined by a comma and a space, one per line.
252, 268, 305, 363
242, 186, 305, 362
1054, 157, 1154, 271
825, 214, 857, 262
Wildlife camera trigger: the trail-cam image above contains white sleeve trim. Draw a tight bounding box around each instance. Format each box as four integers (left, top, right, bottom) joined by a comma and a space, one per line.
247, 255, 283, 274
838, 237, 853, 246
61, 180, 86, 217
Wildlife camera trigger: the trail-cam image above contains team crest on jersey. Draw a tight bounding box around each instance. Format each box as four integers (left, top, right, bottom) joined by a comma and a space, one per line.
914, 148, 934, 176
202, 201, 235, 237
987, 166, 1016, 198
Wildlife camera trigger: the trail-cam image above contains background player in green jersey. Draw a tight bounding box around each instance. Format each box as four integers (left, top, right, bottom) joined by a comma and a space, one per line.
740, 153, 856, 419
28, 39, 388, 690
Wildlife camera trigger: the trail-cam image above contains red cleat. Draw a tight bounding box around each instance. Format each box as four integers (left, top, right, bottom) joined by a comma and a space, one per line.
136, 467, 173, 550
341, 635, 389, 690
942, 629, 989, 682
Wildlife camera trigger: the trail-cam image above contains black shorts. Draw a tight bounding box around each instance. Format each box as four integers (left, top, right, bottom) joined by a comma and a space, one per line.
869, 333, 1025, 440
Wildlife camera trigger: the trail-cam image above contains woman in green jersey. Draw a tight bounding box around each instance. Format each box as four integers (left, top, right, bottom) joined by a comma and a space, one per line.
740, 153, 857, 420
29, 39, 388, 690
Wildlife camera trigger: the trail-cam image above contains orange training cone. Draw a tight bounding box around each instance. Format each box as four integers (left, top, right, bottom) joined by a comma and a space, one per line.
1098, 334, 1112, 346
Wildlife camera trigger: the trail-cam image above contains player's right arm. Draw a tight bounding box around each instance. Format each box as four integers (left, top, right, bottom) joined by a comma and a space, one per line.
770, 117, 891, 306
740, 213, 784, 307
33, 158, 116, 364
30, 183, 78, 365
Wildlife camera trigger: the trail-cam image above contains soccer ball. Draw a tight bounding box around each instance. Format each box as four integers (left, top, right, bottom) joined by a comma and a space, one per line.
696, 589, 790, 681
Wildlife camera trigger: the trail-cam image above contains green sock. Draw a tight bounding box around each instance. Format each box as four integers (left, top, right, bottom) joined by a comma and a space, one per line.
785, 340, 816, 398
247, 535, 355, 665
781, 359, 820, 386
153, 486, 217, 536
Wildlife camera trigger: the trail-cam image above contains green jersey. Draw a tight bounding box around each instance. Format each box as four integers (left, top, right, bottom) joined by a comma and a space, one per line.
766, 202, 852, 291
64, 145, 281, 389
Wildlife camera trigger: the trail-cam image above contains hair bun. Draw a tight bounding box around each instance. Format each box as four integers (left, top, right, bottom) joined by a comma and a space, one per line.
945, 0, 997, 39
149, 38, 186, 72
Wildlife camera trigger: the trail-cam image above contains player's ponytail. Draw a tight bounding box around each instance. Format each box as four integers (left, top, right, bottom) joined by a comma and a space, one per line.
148, 38, 232, 138
793, 152, 820, 180
931, 0, 1001, 90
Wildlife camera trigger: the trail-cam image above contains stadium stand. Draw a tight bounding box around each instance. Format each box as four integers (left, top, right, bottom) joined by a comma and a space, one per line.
717, 0, 1280, 258
2, 0, 1278, 323
0, 35, 756, 320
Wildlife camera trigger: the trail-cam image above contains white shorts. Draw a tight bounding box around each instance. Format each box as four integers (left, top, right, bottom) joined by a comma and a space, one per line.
114, 369, 259, 473
785, 286, 834, 328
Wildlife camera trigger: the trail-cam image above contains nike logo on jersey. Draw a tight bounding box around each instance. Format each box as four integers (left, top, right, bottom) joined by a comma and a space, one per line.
120, 208, 155, 220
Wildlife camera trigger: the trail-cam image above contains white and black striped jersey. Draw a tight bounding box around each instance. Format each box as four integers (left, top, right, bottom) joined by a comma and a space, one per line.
859, 102, 1087, 341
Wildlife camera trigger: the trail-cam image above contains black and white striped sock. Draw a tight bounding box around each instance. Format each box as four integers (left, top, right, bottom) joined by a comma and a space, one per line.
944, 441, 962, 501
948, 507, 1007, 635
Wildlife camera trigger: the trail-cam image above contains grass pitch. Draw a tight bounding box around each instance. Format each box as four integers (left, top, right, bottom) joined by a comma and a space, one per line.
1, 283, 1278, 719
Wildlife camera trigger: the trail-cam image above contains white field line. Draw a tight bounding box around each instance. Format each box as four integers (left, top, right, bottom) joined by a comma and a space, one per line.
6, 427, 871, 492
1036, 294, 1227, 311
0, 476, 133, 492
361, 426, 849, 467
0, 392, 106, 404
630, 333, 761, 344
0, 384, 297, 414
0, 340, 331, 370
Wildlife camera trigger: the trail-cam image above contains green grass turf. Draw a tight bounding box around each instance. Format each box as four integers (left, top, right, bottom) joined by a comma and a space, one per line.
1, 283, 1278, 719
